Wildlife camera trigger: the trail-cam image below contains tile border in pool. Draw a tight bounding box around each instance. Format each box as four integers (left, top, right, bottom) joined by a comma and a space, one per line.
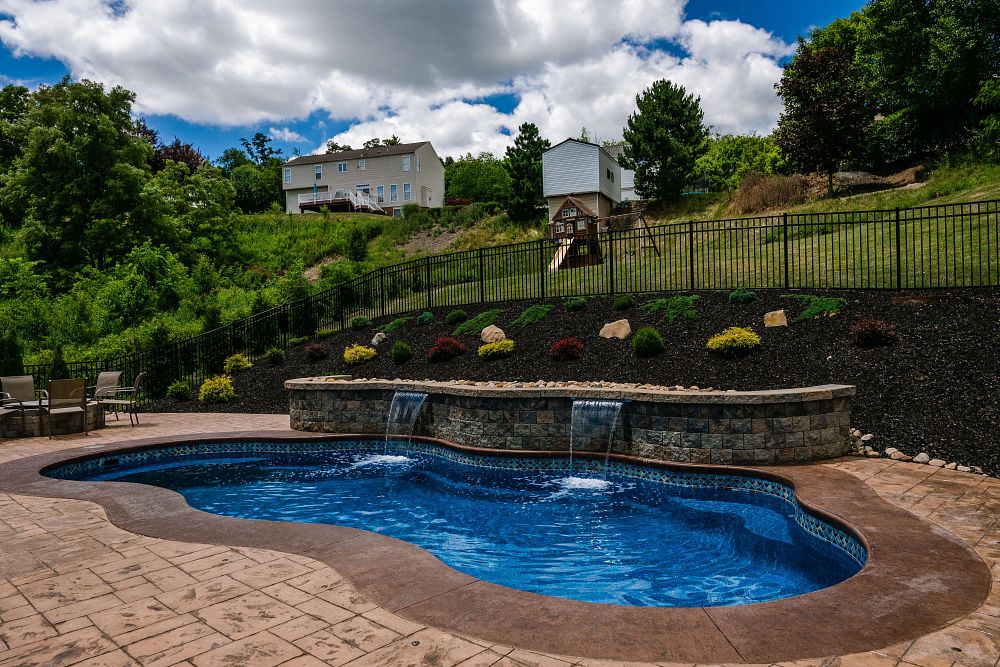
0, 430, 990, 664
46, 437, 868, 569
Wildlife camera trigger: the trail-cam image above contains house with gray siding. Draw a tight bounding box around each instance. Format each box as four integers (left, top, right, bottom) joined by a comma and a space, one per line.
542, 138, 622, 221
602, 144, 637, 201
281, 142, 444, 216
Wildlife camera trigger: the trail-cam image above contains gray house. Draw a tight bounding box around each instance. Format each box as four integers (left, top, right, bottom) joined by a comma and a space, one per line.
281, 142, 444, 216
601, 144, 638, 201
542, 139, 622, 221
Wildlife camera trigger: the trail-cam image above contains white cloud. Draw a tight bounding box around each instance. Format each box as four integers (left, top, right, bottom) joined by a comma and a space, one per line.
268, 127, 307, 143
0, 1, 794, 156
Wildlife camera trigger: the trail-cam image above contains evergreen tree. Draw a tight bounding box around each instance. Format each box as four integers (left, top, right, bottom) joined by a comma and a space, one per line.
0, 331, 23, 376
503, 122, 550, 222
48, 344, 69, 380
621, 80, 709, 200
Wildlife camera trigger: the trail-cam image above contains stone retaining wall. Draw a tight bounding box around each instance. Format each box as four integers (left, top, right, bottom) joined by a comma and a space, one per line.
286, 379, 855, 464
0, 403, 106, 438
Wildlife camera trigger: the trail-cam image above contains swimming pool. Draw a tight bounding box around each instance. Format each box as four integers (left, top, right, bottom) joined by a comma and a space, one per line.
49, 439, 865, 607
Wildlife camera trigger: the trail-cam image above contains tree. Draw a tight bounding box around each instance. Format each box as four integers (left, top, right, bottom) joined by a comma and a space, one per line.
774, 45, 873, 193
362, 135, 402, 149
444, 152, 513, 204
578, 127, 592, 143
503, 122, 550, 222
215, 147, 251, 177
152, 137, 207, 173
0, 331, 23, 376
974, 79, 1000, 161
692, 134, 787, 191
621, 80, 709, 200
240, 131, 282, 166
0, 85, 29, 175
325, 140, 353, 153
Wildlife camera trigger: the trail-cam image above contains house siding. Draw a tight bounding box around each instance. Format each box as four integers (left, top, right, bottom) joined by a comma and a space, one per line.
543, 141, 599, 197
597, 148, 622, 202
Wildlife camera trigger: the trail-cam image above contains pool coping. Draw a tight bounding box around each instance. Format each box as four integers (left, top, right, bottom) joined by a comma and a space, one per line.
0, 430, 989, 664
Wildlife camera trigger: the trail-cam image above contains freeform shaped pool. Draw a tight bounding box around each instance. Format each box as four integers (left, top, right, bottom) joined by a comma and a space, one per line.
49, 439, 866, 607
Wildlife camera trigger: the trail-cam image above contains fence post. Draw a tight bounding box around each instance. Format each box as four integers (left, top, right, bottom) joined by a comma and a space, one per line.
425, 256, 432, 310
539, 240, 546, 300
378, 268, 387, 318
687, 221, 696, 291
478, 248, 485, 303
607, 231, 615, 296
783, 212, 790, 289
894, 208, 902, 291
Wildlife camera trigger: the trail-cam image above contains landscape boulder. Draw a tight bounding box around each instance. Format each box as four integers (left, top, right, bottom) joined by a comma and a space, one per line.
481, 325, 506, 343
371, 332, 386, 346
600, 319, 632, 339
764, 310, 788, 327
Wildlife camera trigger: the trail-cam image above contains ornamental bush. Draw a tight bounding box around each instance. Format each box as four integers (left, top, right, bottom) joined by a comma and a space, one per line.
642, 295, 699, 323
391, 340, 413, 364
199, 375, 235, 404
416, 311, 434, 325
427, 336, 467, 362
549, 337, 584, 361
706, 327, 761, 356
453, 309, 501, 336
343, 344, 377, 365
166, 379, 192, 402
444, 309, 468, 325
264, 346, 285, 366
850, 318, 897, 347
785, 293, 847, 320
728, 287, 757, 304
478, 339, 515, 359
564, 296, 587, 312
512, 304, 554, 326
632, 326, 664, 357
349, 316, 371, 330
380, 316, 413, 334
613, 294, 635, 311
223, 353, 252, 375
304, 343, 327, 362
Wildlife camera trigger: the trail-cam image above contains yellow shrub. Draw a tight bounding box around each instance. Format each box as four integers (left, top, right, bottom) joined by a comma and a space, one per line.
223, 353, 252, 375
199, 375, 235, 403
478, 339, 515, 359
706, 327, 761, 355
343, 344, 377, 365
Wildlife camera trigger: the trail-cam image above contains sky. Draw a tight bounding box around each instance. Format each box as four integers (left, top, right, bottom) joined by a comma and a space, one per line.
0, 0, 866, 162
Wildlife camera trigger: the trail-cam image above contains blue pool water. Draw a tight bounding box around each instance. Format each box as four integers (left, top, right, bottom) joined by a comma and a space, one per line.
60, 444, 863, 607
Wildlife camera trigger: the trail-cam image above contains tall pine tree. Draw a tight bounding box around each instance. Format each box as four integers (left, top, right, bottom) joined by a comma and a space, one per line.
504, 122, 550, 222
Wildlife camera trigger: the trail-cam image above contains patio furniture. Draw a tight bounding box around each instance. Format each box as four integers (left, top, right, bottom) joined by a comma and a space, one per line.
41, 378, 88, 439
0, 391, 25, 432
98, 372, 144, 427
89, 371, 123, 401
0, 375, 47, 408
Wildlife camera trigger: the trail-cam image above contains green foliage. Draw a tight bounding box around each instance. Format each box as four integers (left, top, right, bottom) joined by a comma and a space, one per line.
444, 309, 468, 325
974, 80, 1000, 162
287, 336, 310, 346
0, 331, 23, 376
632, 326, 665, 357
785, 294, 847, 320
264, 347, 285, 366
706, 327, 761, 356
380, 316, 413, 334
504, 123, 550, 222
512, 304, 554, 326
416, 311, 434, 325
199, 375, 235, 403
621, 80, 710, 200
166, 380, 193, 402
453, 309, 501, 336
612, 294, 635, 311
390, 340, 413, 364
349, 316, 371, 330
692, 134, 787, 192
223, 353, 252, 375
564, 296, 587, 312
728, 288, 757, 304
0, 258, 47, 300
641, 295, 699, 323
47, 344, 69, 380
478, 339, 515, 359
445, 152, 513, 204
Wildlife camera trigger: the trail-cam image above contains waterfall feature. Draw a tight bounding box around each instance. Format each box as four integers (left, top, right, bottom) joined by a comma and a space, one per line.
384, 391, 428, 455
569, 398, 625, 472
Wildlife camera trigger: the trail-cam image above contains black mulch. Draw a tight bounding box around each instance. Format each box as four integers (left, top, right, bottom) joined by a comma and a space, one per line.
148, 289, 1000, 476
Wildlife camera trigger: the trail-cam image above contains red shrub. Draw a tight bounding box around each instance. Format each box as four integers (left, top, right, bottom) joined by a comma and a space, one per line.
427, 336, 467, 362
549, 337, 584, 361
303, 343, 327, 362
849, 318, 897, 347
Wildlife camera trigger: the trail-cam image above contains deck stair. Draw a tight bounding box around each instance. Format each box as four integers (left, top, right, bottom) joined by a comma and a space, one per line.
298, 190, 385, 214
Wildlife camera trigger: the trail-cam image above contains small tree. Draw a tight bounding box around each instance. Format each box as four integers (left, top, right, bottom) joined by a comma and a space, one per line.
621, 80, 709, 200
0, 331, 23, 376
48, 344, 69, 380
504, 122, 550, 222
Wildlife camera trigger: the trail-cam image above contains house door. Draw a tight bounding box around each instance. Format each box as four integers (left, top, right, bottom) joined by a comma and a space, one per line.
356, 184, 371, 196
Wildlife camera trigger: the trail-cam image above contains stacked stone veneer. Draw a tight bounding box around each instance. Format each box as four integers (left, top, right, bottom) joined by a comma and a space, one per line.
286, 379, 855, 464
0, 403, 105, 438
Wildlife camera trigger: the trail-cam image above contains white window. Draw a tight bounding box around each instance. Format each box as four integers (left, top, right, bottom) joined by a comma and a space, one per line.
402, 155, 410, 172
554, 222, 565, 234
358, 159, 365, 171
376, 185, 385, 203
283, 168, 291, 184
338, 162, 347, 173
314, 165, 323, 180
416, 157, 421, 172
403, 183, 411, 201
561, 207, 576, 218
576, 220, 587, 231
389, 184, 398, 202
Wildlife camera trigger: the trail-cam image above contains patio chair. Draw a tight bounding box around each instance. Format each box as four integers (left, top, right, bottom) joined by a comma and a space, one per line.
41, 378, 88, 439
0, 391, 25, 433
88, 371, 123, 401
98, 372, 144, 427
1, 375, 46, 431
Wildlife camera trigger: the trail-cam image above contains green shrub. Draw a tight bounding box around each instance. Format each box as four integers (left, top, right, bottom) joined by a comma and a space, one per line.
785, 294, 847, 320
48, 344, 69, 380
416, 311, 434, 325
478, 339, 515, 359
706, 327, 761, 356
264, 347, 285, 366
512, 304, 554, 326
199, 375, 235, 403
343, 344, 376, 365
564, 296, 587, 312
391, 340, 413, 364
642, 295, 699, 323
454, 309, 501, 336
315, 328, 337, 339
728, 288, 757, 304
612, 294, 635, 311
223, 353, 252, 375
444, 309, 468, 325
349, 316, 371, 330
380, 316, 413, 334
166, 380, 192, 402
632, 326, 665, 357
0, 332, 23, 376
287, 336, 310, 346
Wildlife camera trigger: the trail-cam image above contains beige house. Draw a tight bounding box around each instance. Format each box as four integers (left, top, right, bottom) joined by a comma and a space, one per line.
281, 142, 444, 216
542, 138, 622, 221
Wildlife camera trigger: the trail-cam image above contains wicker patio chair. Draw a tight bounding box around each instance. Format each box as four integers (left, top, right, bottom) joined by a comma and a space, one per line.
88, 371, 123, 401
41, 378, 88, 439
98, 372, 145, 426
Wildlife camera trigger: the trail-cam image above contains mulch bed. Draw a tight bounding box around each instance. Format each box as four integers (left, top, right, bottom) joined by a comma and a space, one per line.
148, 289, 1000, 476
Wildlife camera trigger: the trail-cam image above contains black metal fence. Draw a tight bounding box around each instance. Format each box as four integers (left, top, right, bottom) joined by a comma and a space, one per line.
23, 199, 1000, 401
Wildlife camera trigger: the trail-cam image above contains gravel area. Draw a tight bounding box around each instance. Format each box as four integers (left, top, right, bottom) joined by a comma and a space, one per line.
148, 289, 1000, 475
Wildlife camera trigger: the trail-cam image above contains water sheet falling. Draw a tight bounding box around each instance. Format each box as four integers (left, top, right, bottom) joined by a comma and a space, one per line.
384, 390, 428, 455
568, 398, 624, 484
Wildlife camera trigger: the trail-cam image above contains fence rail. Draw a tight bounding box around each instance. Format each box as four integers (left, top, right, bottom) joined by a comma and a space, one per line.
23, 199, 1000, 402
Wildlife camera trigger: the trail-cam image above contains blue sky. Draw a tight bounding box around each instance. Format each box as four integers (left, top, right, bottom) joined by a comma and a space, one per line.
0, 1, 866, 161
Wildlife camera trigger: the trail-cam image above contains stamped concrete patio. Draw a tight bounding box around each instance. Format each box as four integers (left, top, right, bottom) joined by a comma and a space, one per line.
0, 414, 997, 667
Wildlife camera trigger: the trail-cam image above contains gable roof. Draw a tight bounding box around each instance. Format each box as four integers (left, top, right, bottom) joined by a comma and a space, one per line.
552, 196, 596, 222
283, 141, 430, 166
543, 137, 621, 166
